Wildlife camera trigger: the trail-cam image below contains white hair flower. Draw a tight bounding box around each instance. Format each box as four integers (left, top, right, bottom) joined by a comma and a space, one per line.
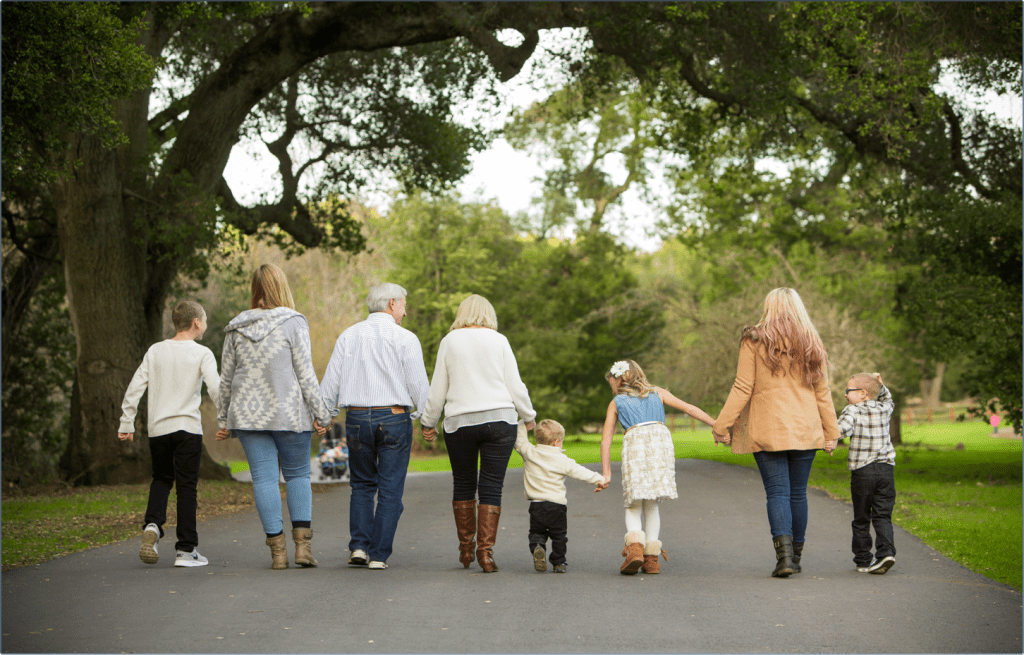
610, 360, 630, 378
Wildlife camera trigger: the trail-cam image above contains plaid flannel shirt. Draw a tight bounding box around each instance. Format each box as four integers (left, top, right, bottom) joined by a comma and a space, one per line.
837, 384, 896, 471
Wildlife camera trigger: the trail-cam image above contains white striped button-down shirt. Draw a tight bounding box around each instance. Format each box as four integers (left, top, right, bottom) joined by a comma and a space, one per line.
319, 313, 430, 420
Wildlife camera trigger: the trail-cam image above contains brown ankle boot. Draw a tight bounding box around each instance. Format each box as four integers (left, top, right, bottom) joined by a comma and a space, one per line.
476, 504, 501, 572
452, 500, 477, 568
642, 539, 667, 574
292, 528, 318, 567
620, 531, 645, 575
266, 533, 288, 570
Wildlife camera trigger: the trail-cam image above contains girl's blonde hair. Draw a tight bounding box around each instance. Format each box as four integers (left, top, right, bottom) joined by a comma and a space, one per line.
450, 294, 498, 331
744, 287, 828, 387
250, 264, 295, 310
605, 359, 656, 398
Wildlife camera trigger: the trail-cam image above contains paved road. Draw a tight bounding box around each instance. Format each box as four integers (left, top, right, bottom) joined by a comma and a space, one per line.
3, 459, 1021, 653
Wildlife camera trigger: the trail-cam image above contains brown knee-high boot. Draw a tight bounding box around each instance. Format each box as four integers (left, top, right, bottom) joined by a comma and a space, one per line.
476, 504, 501, 572
452, 500, 477, 568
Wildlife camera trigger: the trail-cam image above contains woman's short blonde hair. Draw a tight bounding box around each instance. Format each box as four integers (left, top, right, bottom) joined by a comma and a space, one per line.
250, 264, 295, 310
450, 294, 498, 331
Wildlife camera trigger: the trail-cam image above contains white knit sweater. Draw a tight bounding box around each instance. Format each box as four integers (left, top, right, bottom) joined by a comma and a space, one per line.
119, 339, 220, 437
420, 328, 535, 430
514, 424, 605, 505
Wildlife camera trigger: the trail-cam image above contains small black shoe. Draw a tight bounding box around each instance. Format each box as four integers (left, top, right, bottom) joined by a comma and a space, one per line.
532, 545, 546, 572
553, 563, 567, 573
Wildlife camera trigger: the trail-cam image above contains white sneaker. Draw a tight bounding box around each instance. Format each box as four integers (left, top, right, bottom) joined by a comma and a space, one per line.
868, 556, 895, 575
139, 524, 160, 564
348, 549, 368, 566
175, 549, 209, 567
368, 560, 388, 570
856, 558, 877, 573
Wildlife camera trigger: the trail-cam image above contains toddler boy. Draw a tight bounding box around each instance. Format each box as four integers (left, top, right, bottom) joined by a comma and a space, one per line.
514, 419, 607, 573
118, 300, 220, 568
837, 372, 896, 574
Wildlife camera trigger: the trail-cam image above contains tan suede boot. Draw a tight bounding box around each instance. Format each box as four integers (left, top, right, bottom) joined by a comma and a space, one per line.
452, 500, 477, 568
620, 531, 645, 575
476, 504, 501, 572
642, 540, 667, 574
292, 528, 318, 567
266, 533, 288, 570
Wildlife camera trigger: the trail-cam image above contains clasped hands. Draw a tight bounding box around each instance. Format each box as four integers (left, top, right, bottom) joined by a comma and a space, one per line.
214, 421, 330, 441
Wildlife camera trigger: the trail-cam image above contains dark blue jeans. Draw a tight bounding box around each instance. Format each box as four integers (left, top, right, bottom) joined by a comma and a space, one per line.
444, 421, 517, 506
145, 431, 202, 552
850, 462, 896, 566
346, 409, 413, 563
752, 449, 817, 543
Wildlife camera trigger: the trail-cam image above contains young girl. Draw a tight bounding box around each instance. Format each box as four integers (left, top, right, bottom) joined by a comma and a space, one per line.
601, 359, 716, 575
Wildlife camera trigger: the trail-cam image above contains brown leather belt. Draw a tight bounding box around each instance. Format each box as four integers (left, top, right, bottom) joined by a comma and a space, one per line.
348, 406, 407, 413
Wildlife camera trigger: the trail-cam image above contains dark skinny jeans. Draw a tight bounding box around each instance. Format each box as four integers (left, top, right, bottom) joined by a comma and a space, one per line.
445, 421, 517, 506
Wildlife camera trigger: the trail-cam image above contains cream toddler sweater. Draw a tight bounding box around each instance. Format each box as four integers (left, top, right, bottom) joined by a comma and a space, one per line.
514, 424, 604, 505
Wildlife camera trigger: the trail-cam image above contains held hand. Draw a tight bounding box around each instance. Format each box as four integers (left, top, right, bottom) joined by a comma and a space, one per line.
314, 422, 328, 437
713, 431, 731, 446
118, 432, 134, 442
421, 426, 438, 442
594, 480, 608, 493
215, 428, 230, 441
603, 474, 612, 486
823, 439, 838, 455
524, 421, 535, 431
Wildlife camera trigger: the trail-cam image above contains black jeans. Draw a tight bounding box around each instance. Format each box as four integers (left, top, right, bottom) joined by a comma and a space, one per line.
529, 501, 568, 565
850, 462, 896, 566
144, 431, 202, 552
444, 421, 517, 506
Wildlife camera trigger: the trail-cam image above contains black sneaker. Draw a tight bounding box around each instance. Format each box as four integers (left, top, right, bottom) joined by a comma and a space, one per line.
553, 563, 567, 573
868, 556, 895, 575
532, 545, 547, 572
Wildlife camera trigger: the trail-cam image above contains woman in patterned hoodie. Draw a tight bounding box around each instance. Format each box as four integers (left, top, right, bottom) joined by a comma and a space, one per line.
216, 264, 332, 570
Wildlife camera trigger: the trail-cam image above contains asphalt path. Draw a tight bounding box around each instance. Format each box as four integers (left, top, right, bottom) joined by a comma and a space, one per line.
2, 459, 1021, 654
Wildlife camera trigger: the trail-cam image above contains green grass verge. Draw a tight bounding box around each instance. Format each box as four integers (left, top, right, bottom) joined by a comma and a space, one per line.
410, 422, 1022, 590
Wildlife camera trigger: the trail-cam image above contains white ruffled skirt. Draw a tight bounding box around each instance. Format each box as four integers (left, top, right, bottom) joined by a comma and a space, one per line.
620, 421, 678, 507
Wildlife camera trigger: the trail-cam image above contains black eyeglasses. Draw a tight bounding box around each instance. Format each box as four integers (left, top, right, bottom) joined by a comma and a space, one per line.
845, 388, 862, 394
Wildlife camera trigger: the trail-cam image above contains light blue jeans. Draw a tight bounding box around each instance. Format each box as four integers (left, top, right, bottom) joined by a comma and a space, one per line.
236, 430, 313, 536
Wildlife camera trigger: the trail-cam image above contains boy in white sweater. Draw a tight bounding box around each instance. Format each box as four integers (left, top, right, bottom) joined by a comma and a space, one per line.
118, 300, 220, 568
515, 420, 607, 573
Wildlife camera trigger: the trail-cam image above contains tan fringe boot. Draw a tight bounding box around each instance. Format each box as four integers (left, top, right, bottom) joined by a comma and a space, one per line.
642, 540, 667, 574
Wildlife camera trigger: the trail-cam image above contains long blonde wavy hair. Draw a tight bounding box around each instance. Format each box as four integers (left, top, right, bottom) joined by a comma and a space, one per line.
605, 359, 657, 398
743, 288, 829, 387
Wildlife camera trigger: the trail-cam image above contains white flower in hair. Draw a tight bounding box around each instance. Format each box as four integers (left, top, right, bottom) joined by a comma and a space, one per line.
610, 360, 629, 378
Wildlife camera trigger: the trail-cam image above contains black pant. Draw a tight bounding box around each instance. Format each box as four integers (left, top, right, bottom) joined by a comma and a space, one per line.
144, 431, 202, 552
850, 462, 896, 566
444, 421, 517, 506
529, 501, 568, 565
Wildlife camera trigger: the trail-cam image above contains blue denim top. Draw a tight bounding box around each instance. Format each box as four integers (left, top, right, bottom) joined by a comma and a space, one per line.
614, 392, 665, 431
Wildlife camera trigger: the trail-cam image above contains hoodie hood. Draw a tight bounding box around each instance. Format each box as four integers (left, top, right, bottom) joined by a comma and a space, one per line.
224, 307, 303, 343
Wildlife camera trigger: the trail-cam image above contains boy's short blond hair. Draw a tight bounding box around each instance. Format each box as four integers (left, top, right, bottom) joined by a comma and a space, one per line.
171, 300, 205, 332
534, 419, 565, 446
849, 373, 882, 399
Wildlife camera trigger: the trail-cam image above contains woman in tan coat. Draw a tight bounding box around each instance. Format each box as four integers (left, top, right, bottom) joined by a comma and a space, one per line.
713, 288, 840, 578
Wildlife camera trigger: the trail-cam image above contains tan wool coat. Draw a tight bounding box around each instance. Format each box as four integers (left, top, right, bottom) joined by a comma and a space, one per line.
713, 336, 841, 454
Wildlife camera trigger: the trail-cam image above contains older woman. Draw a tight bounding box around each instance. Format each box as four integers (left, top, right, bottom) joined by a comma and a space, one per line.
216, 264, 331, 570
713, 288, 840, 578
420, 294, 536, 572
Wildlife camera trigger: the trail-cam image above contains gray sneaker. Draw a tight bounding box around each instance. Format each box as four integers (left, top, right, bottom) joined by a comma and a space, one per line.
175, 549, 209, 567
553, 563, 567, 573
139, 524, 160, 564
348, 549, 368, 566
856, 558, 877, 573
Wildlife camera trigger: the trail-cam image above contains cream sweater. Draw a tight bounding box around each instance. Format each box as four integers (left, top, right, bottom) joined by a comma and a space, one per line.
119, 339, 220, 437
420, 328, 535, 429
514, 424, 604, 505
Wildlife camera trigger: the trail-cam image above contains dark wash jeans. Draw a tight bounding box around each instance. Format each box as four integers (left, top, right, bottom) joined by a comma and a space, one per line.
346, 409, 413, 562
529, 501, 569, 565
850, 461, 896, 566
144, 430, 202, 552
444, 421, 517, 506
752, 449, 817, 543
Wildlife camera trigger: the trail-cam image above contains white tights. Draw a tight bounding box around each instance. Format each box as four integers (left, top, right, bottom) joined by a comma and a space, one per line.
624, 499, 660, 542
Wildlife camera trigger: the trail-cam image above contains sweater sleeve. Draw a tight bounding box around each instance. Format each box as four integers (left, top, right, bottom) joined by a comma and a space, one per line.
713, 338, 756, 439
200, 346, 220, 414
514, 424, 534, 458
565, 460, 605, 486
118, 351, 151, 434
218, 334, 236, 429
420, 336, 449, 429
502, 338, 536, 424
287, 318, 332, 427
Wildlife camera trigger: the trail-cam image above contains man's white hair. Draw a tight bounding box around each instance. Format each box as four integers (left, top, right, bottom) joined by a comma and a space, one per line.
366, 283, 407, 313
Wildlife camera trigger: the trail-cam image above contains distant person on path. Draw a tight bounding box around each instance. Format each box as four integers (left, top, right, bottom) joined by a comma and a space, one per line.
319, 283, 430, 571
514, 419, 608, 573
420, 294, 536, 573
118, 300, 220, 568
713, 288, 840, 578
990, 410, 1001, 434
839, 372, 896, 574
216, 264, 331, 570
601, 359, 715, 575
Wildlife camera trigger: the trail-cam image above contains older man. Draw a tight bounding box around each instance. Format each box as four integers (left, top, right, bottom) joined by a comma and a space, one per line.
319, 283, 430, 570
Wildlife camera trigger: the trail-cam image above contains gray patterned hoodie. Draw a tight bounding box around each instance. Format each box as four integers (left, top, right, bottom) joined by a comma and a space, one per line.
219, 307, 331, 433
